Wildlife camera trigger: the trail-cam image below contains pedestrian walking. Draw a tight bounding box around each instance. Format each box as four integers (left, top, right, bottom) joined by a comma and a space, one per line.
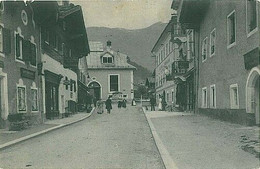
118, 99, 122, 108
158, 95, 162, 111
150, 95, 156, 111
132, 98, 136, 106
105, 96, 112, 114
96, 99, 104, 114
122, 99, 127, 108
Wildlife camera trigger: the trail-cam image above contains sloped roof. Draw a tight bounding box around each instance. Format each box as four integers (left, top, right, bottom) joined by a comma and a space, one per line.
87, 41, 136, 70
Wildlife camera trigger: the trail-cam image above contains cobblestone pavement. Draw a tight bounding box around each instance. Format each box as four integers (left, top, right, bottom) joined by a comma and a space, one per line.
145, 110, 260, 169
0, 105, 164, 169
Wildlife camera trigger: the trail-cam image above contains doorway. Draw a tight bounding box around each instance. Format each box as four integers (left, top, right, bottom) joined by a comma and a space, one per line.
246, 67, 260, 125
45, 82, 59, 119
88, 81, 101, 100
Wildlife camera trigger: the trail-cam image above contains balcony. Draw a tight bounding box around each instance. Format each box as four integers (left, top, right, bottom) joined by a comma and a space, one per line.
171, 23, 187, 44
166, 60, 189, 81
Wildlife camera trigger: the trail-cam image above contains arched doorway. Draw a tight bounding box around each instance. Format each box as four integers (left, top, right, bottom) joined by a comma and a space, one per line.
246, 67, 260, 125
88, 81, 101, 100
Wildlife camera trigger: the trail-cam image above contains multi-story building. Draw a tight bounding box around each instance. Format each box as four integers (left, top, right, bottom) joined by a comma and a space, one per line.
86, 41, 136, 101
152, 15, 196, 112
152, 22, 176, 107
0, 1, 42, 128
32, 1, 90, 119
172, 0, 259, 125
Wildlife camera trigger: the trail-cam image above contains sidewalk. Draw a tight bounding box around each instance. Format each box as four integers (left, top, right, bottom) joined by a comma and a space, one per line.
144, 109, 260, 169
0, 109, 95, 150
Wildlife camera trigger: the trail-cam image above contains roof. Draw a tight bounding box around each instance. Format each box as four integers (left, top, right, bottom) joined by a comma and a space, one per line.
59, 4, 81, 19
151, 21, 172, 53
87, 42, 136, 70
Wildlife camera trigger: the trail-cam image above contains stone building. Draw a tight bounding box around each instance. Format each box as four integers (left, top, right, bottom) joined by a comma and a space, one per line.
172, 0, 259, 125
0, 1, 42, 128
86, 41, 136, 101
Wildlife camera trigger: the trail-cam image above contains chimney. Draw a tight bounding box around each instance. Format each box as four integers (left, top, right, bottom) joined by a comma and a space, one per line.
107, 40, 112, 50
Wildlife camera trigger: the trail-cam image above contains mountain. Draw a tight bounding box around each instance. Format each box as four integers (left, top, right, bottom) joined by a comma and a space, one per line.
86, 22, 167, 72
127, 59, 151, 84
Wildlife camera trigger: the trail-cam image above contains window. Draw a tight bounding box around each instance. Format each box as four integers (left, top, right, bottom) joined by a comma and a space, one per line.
70, 79, 73, 91
17, 86, 26, 111
166, 43, 169, 56
123, 94, 128, 98
210, 85, 216, 108
102, 55, 113, 64
30, 43, 36, 66
227, 11, 236, 47
0, 26, 2, 53
187, 29, 194, 60
31, 88, 38, 111
74, 81, 76, 92
15, 33, 23, 60
210, 29, 216, 56
247, 0, 257, 35
230, 84, 239, 109
202, 37, 208, 62
110, 75, 119, 92
202, 87, 207, 108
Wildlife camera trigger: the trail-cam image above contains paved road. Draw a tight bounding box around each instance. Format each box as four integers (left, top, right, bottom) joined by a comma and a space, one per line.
0, 105, 164, 169
147, 111, 260, 169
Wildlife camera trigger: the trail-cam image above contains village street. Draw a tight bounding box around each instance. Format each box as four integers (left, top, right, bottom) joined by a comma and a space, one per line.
1, 104, 259, 169
0, 105, 164, 169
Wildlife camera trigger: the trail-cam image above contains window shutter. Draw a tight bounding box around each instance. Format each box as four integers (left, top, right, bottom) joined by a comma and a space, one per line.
22, 39, 31, 62
16, 34, 21, 58
74, 81, 76, 92
3, 28, 11, 54
65, 77, 68, 90
30, 43, 36, 66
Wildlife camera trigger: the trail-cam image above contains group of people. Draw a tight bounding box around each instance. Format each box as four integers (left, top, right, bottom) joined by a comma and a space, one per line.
118, 99, 127, 108
149, 94, 166, 111
95, 96, 127, 114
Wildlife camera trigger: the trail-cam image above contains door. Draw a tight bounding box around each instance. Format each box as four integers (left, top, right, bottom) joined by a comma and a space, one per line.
94, 87, 101, 100
253, 77, 259, 125
45, 82, 59, 119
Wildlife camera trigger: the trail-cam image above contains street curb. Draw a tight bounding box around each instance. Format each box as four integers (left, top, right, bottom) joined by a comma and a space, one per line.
142, 107, 178, 169
0, 108, 95, 151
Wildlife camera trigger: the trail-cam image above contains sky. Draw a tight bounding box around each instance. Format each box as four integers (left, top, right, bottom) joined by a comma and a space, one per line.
73, 0, 173, 29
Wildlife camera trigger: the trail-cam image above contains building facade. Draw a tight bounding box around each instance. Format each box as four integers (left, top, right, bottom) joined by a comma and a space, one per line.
0, 1, 42, 128
152, 23, 177, 107
86, 41, 136, 101
152, 15, 196, 112
173, 0, 259, 125
32, 1, 89, 119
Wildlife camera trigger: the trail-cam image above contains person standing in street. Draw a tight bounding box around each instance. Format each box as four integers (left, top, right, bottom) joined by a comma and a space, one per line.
150, 95, 156, 111
122, 98, 127, 108
105, 96, 112, 114
158, 95, 162, 111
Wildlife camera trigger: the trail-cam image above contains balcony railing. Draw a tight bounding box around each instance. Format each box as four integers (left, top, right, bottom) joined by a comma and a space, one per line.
166, 60, 189, 81
171, 23, 187, 44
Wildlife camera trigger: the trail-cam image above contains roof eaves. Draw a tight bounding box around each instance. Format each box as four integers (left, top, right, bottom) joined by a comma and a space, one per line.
151, 21, 172, 53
